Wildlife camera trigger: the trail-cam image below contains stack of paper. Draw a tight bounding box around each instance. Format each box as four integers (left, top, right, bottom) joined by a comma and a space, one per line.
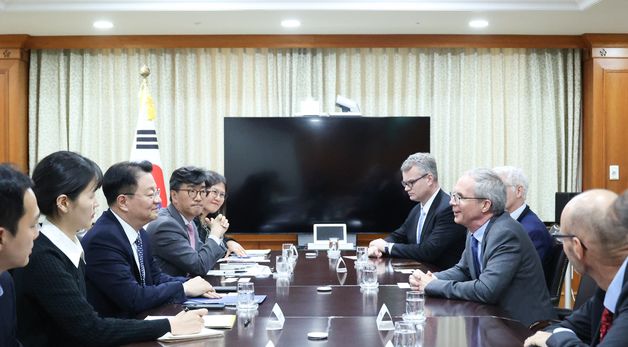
157, 328, 223, 342
204, 315, 236, 329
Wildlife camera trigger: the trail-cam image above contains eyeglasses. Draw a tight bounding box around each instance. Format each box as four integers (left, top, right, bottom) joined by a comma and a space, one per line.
549, 225, 587, 249
121, 188, 161, 200
450, 193, 488, 204
208, 189, 227, 199
401, 173, 428, 189
179, 188, 209, 199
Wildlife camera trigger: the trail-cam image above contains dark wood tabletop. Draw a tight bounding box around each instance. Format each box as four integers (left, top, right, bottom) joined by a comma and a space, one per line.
124, 251, 533, 346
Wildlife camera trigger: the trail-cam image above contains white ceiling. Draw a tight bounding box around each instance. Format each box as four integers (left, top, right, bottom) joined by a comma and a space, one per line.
1, 0, 627, 36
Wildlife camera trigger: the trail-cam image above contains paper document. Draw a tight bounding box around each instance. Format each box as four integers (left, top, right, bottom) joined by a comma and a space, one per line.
145, 316, 224, 341
218, 256, 270, 263
203, 315, 236, 329
243, 249, 271, 256
185, 295, 267, 306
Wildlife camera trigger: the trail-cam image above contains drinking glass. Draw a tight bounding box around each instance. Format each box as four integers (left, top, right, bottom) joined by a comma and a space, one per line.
392, 321, 417, 347
355, 246, 368, 268
237, 282, 256, 310
282, 243, 293, 258
328, 237, 339, 251
404, 291, 425, 322
276, 255, 291, 277
360, 263, 378, 289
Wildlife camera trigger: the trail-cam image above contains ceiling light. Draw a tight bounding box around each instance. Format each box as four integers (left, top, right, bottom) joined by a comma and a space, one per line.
93, 20, 114, 30
469, 19, 489, 29
281, 19, 301, 28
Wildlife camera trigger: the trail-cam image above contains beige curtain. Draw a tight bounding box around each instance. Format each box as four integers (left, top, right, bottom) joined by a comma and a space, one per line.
29, 47, 581, 221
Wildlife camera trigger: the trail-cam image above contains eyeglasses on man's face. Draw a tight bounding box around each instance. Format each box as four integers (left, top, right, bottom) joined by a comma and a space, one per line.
401, 173, 428, 189
549, 224, 587, 250
179, 187, 209, 199
121, 188, 161, 200
208, 188, 227, 199
450, 192, 488, 205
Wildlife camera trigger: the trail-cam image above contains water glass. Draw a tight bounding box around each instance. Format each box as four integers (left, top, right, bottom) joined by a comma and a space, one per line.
282, 243, 293, 257
276, 255, 291, 277
360, 263, 378, 289
392, 321, 417, 347
237, 282, 256, 310
328, 237, 339, 251
405, 291, 425, 322
355, 246, 368, 267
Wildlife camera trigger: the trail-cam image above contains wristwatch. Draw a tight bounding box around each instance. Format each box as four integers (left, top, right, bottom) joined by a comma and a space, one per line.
384, 242, 391, 255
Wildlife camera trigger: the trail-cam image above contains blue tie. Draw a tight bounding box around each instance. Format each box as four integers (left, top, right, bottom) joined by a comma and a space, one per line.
135, 236, 146, 286
470, 236, 481, 278
416, 206, 426, 244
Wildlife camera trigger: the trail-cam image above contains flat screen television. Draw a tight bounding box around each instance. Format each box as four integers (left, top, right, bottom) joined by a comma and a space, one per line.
224, 116, 430, 234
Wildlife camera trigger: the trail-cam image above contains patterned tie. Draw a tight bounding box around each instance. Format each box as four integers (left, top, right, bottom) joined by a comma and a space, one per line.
470, 236, 481, 278
416, 206, 426, 244
135, 236, 146, 287
599, 307, 614, 341
187, 222, 196, 248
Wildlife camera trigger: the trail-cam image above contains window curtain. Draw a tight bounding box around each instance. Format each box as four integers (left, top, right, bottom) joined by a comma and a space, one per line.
29, 47, 581, 221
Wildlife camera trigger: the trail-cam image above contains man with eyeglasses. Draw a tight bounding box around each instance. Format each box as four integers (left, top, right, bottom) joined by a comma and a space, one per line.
409, 168, 555, 326
147, 166, 229, 277
493, 166, 553, 262
368, 153, 466, 269
525, 189, 628, 347
82, 161, 218, 318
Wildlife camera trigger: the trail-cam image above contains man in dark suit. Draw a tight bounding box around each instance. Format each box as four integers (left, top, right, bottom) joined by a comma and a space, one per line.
82, 161, 217, 318
410, 168, 556, 326
493, 166, 553, 262
368, 153, 466, 269
525, 189, 628, 347
147, 166, 228, 277
0, 165, 40, 347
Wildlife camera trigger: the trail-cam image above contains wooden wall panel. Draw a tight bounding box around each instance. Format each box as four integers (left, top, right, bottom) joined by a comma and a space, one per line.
582, 57, 628, 192
0, 55, 28, 172
603, 69, 628, 193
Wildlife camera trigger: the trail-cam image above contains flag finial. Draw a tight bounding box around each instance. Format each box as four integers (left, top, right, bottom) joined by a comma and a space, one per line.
140, 65, 151, 78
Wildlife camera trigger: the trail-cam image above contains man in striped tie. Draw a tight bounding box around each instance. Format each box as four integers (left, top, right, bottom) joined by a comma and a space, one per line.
524, 189, 628, 347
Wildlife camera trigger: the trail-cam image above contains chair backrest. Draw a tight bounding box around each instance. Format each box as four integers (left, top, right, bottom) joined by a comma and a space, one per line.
574, 274, 598, 309
543, 241, 569, 305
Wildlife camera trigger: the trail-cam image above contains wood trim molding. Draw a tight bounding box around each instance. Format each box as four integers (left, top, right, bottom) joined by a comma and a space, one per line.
0, 34, 586, 50
582, 34, 628, 48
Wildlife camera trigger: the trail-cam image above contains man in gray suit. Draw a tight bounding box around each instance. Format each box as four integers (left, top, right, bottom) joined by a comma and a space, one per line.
147, 166, 228, 277
410, 168, 555, 326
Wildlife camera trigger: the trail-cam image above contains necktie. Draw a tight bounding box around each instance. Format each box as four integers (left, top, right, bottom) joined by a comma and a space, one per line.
135, 236, 146, 286
599, 307, 614, 341
187, 223, 196, 248
470, 236, 481, 278
416, 206, 426, 244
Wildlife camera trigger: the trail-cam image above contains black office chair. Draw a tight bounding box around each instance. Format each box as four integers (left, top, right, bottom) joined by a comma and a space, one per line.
555, 274, 598, 319
543, 241, 570, 306
530, 273, 600, 331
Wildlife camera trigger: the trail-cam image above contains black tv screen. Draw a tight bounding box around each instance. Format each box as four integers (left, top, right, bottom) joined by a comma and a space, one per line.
224, 116, 430, 234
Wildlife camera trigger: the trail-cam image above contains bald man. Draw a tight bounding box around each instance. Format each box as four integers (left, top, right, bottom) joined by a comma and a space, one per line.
524, 189, 628, 347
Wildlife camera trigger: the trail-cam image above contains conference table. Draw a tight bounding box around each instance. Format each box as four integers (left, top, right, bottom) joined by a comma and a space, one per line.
125, 250, 533, 347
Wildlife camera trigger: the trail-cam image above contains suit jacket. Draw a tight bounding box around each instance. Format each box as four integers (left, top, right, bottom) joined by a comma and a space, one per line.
82, 209, 187, 318
147, 204, 227, 277
0, 271, 19, 347
12, 233, 170, 347
517, 205, 553, 262
547, 269, 628, 347
425, 212, 556, 326
385, 189, 466, 269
